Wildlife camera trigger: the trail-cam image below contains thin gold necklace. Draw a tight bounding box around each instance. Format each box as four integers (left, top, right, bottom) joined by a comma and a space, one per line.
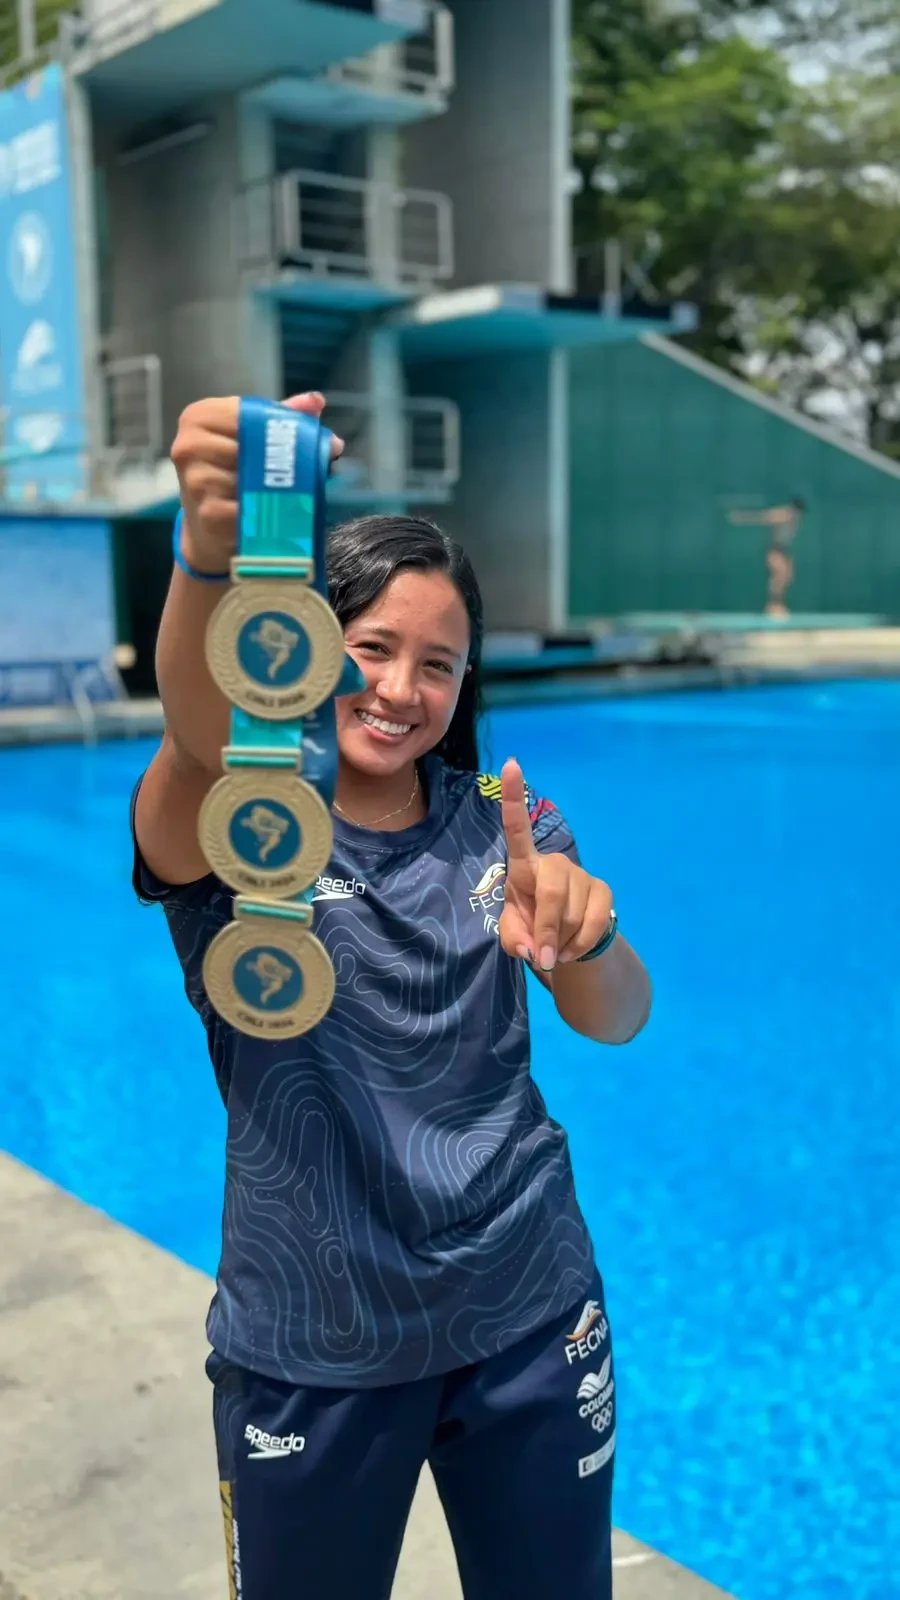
334, 771, 420, 829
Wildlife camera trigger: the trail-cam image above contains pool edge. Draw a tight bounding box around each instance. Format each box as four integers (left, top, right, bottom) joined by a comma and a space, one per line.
0, 1152, 736, 1600
4, 658, 900, 746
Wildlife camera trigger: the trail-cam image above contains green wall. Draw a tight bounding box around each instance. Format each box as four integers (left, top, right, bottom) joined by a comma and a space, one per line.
568, 339, 900, 620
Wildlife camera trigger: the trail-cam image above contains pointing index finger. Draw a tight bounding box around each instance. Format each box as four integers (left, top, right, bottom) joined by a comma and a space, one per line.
500, 758, 538, 864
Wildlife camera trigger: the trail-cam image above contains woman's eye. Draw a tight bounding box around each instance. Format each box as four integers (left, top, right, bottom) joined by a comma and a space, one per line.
356, 641, 388, 656
427, 659, 453, 674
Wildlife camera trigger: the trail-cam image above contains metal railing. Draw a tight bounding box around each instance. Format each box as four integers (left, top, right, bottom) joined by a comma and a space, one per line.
235, 168, 454, 288
325, 2, 454, 99
573, 238, 674, 315
325, 392, 460, 497
101, 353, 163, 465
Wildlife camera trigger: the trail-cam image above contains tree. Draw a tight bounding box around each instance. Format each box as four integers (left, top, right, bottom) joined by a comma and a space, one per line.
572, 0, 900, 453
0, 0, 73, 84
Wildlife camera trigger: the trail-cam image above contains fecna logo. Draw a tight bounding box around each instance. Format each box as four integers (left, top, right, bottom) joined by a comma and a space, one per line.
568, 1299, 604, 1341
564, 1299, 609, 1366
468, 860, 506, 936
469, 861, 505, 910
245, 1424, 305, 1461
312, 874, 366, 903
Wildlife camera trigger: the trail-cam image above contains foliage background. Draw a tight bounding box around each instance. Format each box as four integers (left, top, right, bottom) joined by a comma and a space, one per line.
572, 0, 900, 455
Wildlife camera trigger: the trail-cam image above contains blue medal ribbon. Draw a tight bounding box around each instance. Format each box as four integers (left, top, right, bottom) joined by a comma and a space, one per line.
198, 398, 363, 1038
225, 398, 360, 820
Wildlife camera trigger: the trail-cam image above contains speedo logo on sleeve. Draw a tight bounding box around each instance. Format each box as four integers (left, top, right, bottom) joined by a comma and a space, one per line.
312, 875, 367, 903
245, 1424, 305, 1461
564, 1299, 609, 1365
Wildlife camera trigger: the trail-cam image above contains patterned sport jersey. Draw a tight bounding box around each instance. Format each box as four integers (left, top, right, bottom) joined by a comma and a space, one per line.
132, 757, 596, 1387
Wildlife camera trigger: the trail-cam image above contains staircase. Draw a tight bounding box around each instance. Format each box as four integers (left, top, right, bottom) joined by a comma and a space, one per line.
279, 305, 360, 396
273, 123, 362, 391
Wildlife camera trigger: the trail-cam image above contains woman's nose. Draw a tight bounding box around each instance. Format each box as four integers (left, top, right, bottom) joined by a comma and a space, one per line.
377, 662, 419, 704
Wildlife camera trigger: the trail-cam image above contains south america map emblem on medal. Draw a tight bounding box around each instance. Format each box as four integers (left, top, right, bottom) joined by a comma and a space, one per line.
205, 580, 344, 721
203, 913, 336, 1041
198, 769, 334, 899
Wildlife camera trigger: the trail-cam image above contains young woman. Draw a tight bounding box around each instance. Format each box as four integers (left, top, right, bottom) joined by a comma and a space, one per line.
132, 392, 652, 1600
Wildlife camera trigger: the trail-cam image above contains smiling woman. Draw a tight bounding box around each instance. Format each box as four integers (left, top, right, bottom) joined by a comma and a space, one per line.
326, 514, 480, 827
130, 392, 651, 1600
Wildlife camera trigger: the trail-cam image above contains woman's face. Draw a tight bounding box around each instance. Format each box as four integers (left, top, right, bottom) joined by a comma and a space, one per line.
337, 568, 471, 779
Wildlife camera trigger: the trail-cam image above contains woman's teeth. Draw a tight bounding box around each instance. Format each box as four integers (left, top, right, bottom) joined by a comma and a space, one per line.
357, 711, 412, 736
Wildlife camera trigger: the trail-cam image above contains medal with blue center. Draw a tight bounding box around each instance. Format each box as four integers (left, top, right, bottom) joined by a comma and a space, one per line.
197, 767, 333, 900
199, 397, 363, 1040
202, 897, 336, 1041
205, 577, 345, 721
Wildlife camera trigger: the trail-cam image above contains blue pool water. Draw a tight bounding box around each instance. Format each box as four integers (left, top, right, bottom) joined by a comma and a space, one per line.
2, 679, 899, 1599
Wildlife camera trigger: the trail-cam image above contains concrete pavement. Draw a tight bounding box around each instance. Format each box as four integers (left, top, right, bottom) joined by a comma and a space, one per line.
0, 1155, 733, 1600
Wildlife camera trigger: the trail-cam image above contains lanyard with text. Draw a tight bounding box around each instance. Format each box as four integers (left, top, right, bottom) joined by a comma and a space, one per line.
197, 398, 363, 1040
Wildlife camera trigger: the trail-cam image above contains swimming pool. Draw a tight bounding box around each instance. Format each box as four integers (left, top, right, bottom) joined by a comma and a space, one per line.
2, 679, 898, 1599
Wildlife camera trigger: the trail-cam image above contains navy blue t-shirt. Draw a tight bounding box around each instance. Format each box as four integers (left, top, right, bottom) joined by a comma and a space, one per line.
132, 756, 595, 1387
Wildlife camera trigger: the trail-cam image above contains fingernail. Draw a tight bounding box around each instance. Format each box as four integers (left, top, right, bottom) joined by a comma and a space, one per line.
539, 946, 556, 972
557, 950, 575, 964
516, 945, 534, 964
333, 434, 345, 449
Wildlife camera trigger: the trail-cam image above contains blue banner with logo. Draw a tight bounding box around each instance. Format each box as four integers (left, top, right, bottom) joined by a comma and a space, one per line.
0, 64, 87, 504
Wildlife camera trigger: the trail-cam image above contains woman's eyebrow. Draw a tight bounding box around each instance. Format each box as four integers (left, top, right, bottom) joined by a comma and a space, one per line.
354, 624, 462, 660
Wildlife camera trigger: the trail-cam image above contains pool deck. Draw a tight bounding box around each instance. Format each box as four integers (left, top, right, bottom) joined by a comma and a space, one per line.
4, 620, 900, 746
0, 1154, 734, 1600
4, 654, 900, 749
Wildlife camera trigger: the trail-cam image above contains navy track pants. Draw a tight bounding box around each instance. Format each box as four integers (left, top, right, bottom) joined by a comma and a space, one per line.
209, 1272, 616, 1600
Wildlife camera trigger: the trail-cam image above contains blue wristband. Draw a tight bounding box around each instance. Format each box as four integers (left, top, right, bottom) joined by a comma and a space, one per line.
577, 908, 619, 962
172, 511, 230, 583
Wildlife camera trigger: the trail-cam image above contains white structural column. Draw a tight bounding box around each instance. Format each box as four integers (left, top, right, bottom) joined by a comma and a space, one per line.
237, 96, 281, 398
65, 73, 104, 476
548, 0, 573, 295
17, 0, 36, 61
367, 109, 402, 288
369, 324, 406, 507
547, 346, 571, 632
367, 118, 406, 505
549, 0, 574, 629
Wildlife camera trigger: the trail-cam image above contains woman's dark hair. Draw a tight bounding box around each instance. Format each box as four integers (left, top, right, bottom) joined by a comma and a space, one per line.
326, 513, 484, 773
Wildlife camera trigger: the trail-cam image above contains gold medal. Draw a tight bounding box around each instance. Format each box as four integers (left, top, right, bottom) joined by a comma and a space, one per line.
202, 911, 336, 1041
205, 581, 345, 721
198, 770, 333, 900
